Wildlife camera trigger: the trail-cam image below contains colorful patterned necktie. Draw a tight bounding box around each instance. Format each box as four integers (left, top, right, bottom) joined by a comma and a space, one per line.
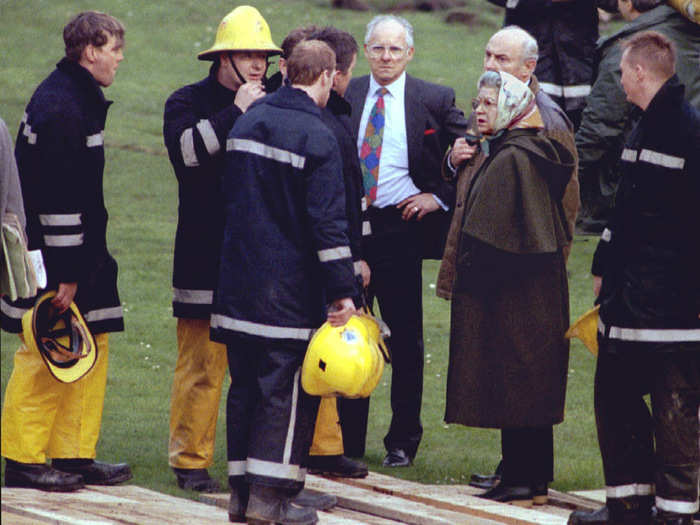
360, 87, 388, 206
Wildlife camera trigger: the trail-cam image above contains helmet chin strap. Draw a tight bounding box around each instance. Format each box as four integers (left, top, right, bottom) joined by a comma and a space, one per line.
227, 53, 271, 88
228, 53, 247, 86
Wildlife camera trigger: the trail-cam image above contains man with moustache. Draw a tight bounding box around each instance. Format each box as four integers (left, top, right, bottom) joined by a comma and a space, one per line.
163, 5, 281, 492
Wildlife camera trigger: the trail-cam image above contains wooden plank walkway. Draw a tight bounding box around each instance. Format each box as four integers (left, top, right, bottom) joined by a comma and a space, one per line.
7, 475, 694, 524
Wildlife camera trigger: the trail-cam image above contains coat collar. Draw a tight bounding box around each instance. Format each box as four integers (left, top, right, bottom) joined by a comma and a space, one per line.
642, 74, 685, 123
56, 57, 111, 108
265, 85, 321, 117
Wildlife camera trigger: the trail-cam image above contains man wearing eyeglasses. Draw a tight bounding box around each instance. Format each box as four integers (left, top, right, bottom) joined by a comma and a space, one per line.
344, 14, 467, 468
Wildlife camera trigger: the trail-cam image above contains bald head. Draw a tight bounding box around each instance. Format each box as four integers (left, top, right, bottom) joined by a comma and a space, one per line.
484, 26, 538, 83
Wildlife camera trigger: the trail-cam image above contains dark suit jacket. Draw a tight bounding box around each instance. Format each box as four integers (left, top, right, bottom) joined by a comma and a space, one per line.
345, 74, 467, 258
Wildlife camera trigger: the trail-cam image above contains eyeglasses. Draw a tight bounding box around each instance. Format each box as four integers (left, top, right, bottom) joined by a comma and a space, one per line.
471, 97, 497, 111
366, 45, 407, 60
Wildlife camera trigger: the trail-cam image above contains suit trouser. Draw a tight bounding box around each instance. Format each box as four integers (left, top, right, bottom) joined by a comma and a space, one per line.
169, 318, 228, 469
2, 333, 109, 463
226, 334, 320, 491
363, 208, 424, 458
594, 340, 700, 516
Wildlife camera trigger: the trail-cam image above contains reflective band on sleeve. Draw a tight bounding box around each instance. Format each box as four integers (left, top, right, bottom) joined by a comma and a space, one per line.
180, 128, 199, 167
283, 368, 301, 464
639, 149, 685, 170
227, 138, 306, 169
362, 221, 372, 236
606, 484, 654, 498
211, 314, 313, 340
21, 113, 37, 145
44, 233, 84, 247
656, 496, 699, 514
227, 460, 246, 476
39, 213, 82, 226
86, 131, 104, 148
621, 148, 638, 162
539, 82, 591, 99
598, 318, 700, 343
1, 298, 29, 320
247, 458, 300, 481
318, 246, 351, 262
173, 288, 213, 305
601, 228, 612, 243
84, 306, 123, 323
361, 196, 368, 212
196, 119, 220, 156
353, 261, 363, 275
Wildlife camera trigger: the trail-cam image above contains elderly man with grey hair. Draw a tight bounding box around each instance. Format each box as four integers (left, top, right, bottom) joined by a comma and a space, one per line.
344, 14, 467, 468
437, 25, 578, 501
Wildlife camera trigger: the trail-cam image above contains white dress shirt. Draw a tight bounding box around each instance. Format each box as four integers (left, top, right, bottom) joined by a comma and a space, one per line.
357, 73, 445, 210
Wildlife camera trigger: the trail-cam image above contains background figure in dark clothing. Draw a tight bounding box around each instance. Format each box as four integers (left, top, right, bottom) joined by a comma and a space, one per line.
487, 0, 617, 130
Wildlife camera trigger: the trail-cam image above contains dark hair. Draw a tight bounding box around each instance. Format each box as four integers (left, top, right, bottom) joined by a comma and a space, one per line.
621, 30, 675, 79
307, 26, 358, 74
286, 40, 335, 86
63, 11, 124, 62
280, 25, 320, 59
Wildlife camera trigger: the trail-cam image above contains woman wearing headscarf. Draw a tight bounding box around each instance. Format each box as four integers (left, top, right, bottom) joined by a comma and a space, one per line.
444, 71, 575, 506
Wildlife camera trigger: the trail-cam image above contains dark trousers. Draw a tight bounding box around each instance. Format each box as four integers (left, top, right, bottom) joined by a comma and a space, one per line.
226, 334, 320, 491
500, 426, 554, 486
595, 340, 700, 514
357, 207, 424, 458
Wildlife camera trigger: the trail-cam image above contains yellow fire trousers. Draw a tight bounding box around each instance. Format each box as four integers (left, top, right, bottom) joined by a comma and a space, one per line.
309, 397, 344, 456
169, 318, 228, 469
1, 333, 109, 463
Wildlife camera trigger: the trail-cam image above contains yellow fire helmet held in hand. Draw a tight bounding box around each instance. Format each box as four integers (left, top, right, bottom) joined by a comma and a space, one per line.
22, 290, 97, 383
198, 5, 282, 60
565, 305, 600, 356
302, 312, 391, 399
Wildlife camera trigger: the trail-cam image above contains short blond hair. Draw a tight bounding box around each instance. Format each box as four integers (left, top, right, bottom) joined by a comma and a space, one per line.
621, 30, 675, 81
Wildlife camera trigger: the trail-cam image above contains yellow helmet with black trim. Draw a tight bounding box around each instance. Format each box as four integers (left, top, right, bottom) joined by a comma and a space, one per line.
198, 5, 282, 60
302, 313, 390, 399
22, 290, 97, 383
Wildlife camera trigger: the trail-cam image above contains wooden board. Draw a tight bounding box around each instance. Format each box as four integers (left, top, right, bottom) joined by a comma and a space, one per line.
1, 485, 230, 524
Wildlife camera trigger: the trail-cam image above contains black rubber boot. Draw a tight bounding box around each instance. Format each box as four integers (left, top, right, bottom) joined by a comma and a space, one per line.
292, 488, 337, 510
5, 459, 84, 492
652, 509, 693, 525
246, 484, 318, 525
568, 496, 654, 525
228, 481, 249, 523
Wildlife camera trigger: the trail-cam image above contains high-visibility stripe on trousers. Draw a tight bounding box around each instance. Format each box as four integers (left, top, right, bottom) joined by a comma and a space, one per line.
1, 333, 109, 463
169, 318, 227, 469
309, 397, 344, 456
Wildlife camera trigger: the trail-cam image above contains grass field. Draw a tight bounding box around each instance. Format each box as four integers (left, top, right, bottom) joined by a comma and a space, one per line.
2, 0, 616, 499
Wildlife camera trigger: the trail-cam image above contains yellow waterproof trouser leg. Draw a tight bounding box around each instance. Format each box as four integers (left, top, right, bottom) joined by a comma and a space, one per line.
169, 318, 227, 469
1, 333, 109, 463
309, 397, 344, 456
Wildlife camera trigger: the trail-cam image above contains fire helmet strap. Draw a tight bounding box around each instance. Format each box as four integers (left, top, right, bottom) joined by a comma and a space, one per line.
228, 53, 247, 86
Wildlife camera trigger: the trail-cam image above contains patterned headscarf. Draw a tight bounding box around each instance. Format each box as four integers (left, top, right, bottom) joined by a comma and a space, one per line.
479, 70, 543, 133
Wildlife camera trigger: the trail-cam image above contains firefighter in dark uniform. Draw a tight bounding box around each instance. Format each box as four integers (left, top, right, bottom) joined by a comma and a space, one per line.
210, 40, 357, 524
568, 31, 700, 525
1, 11, 131, 491
162, 6, 281, 492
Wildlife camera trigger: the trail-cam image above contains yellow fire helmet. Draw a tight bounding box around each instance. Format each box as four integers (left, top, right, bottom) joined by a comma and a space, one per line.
302, 312, 391, 399
565, 305, 600, 356
22, 290, 97, 383
198, 5, 282, 60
